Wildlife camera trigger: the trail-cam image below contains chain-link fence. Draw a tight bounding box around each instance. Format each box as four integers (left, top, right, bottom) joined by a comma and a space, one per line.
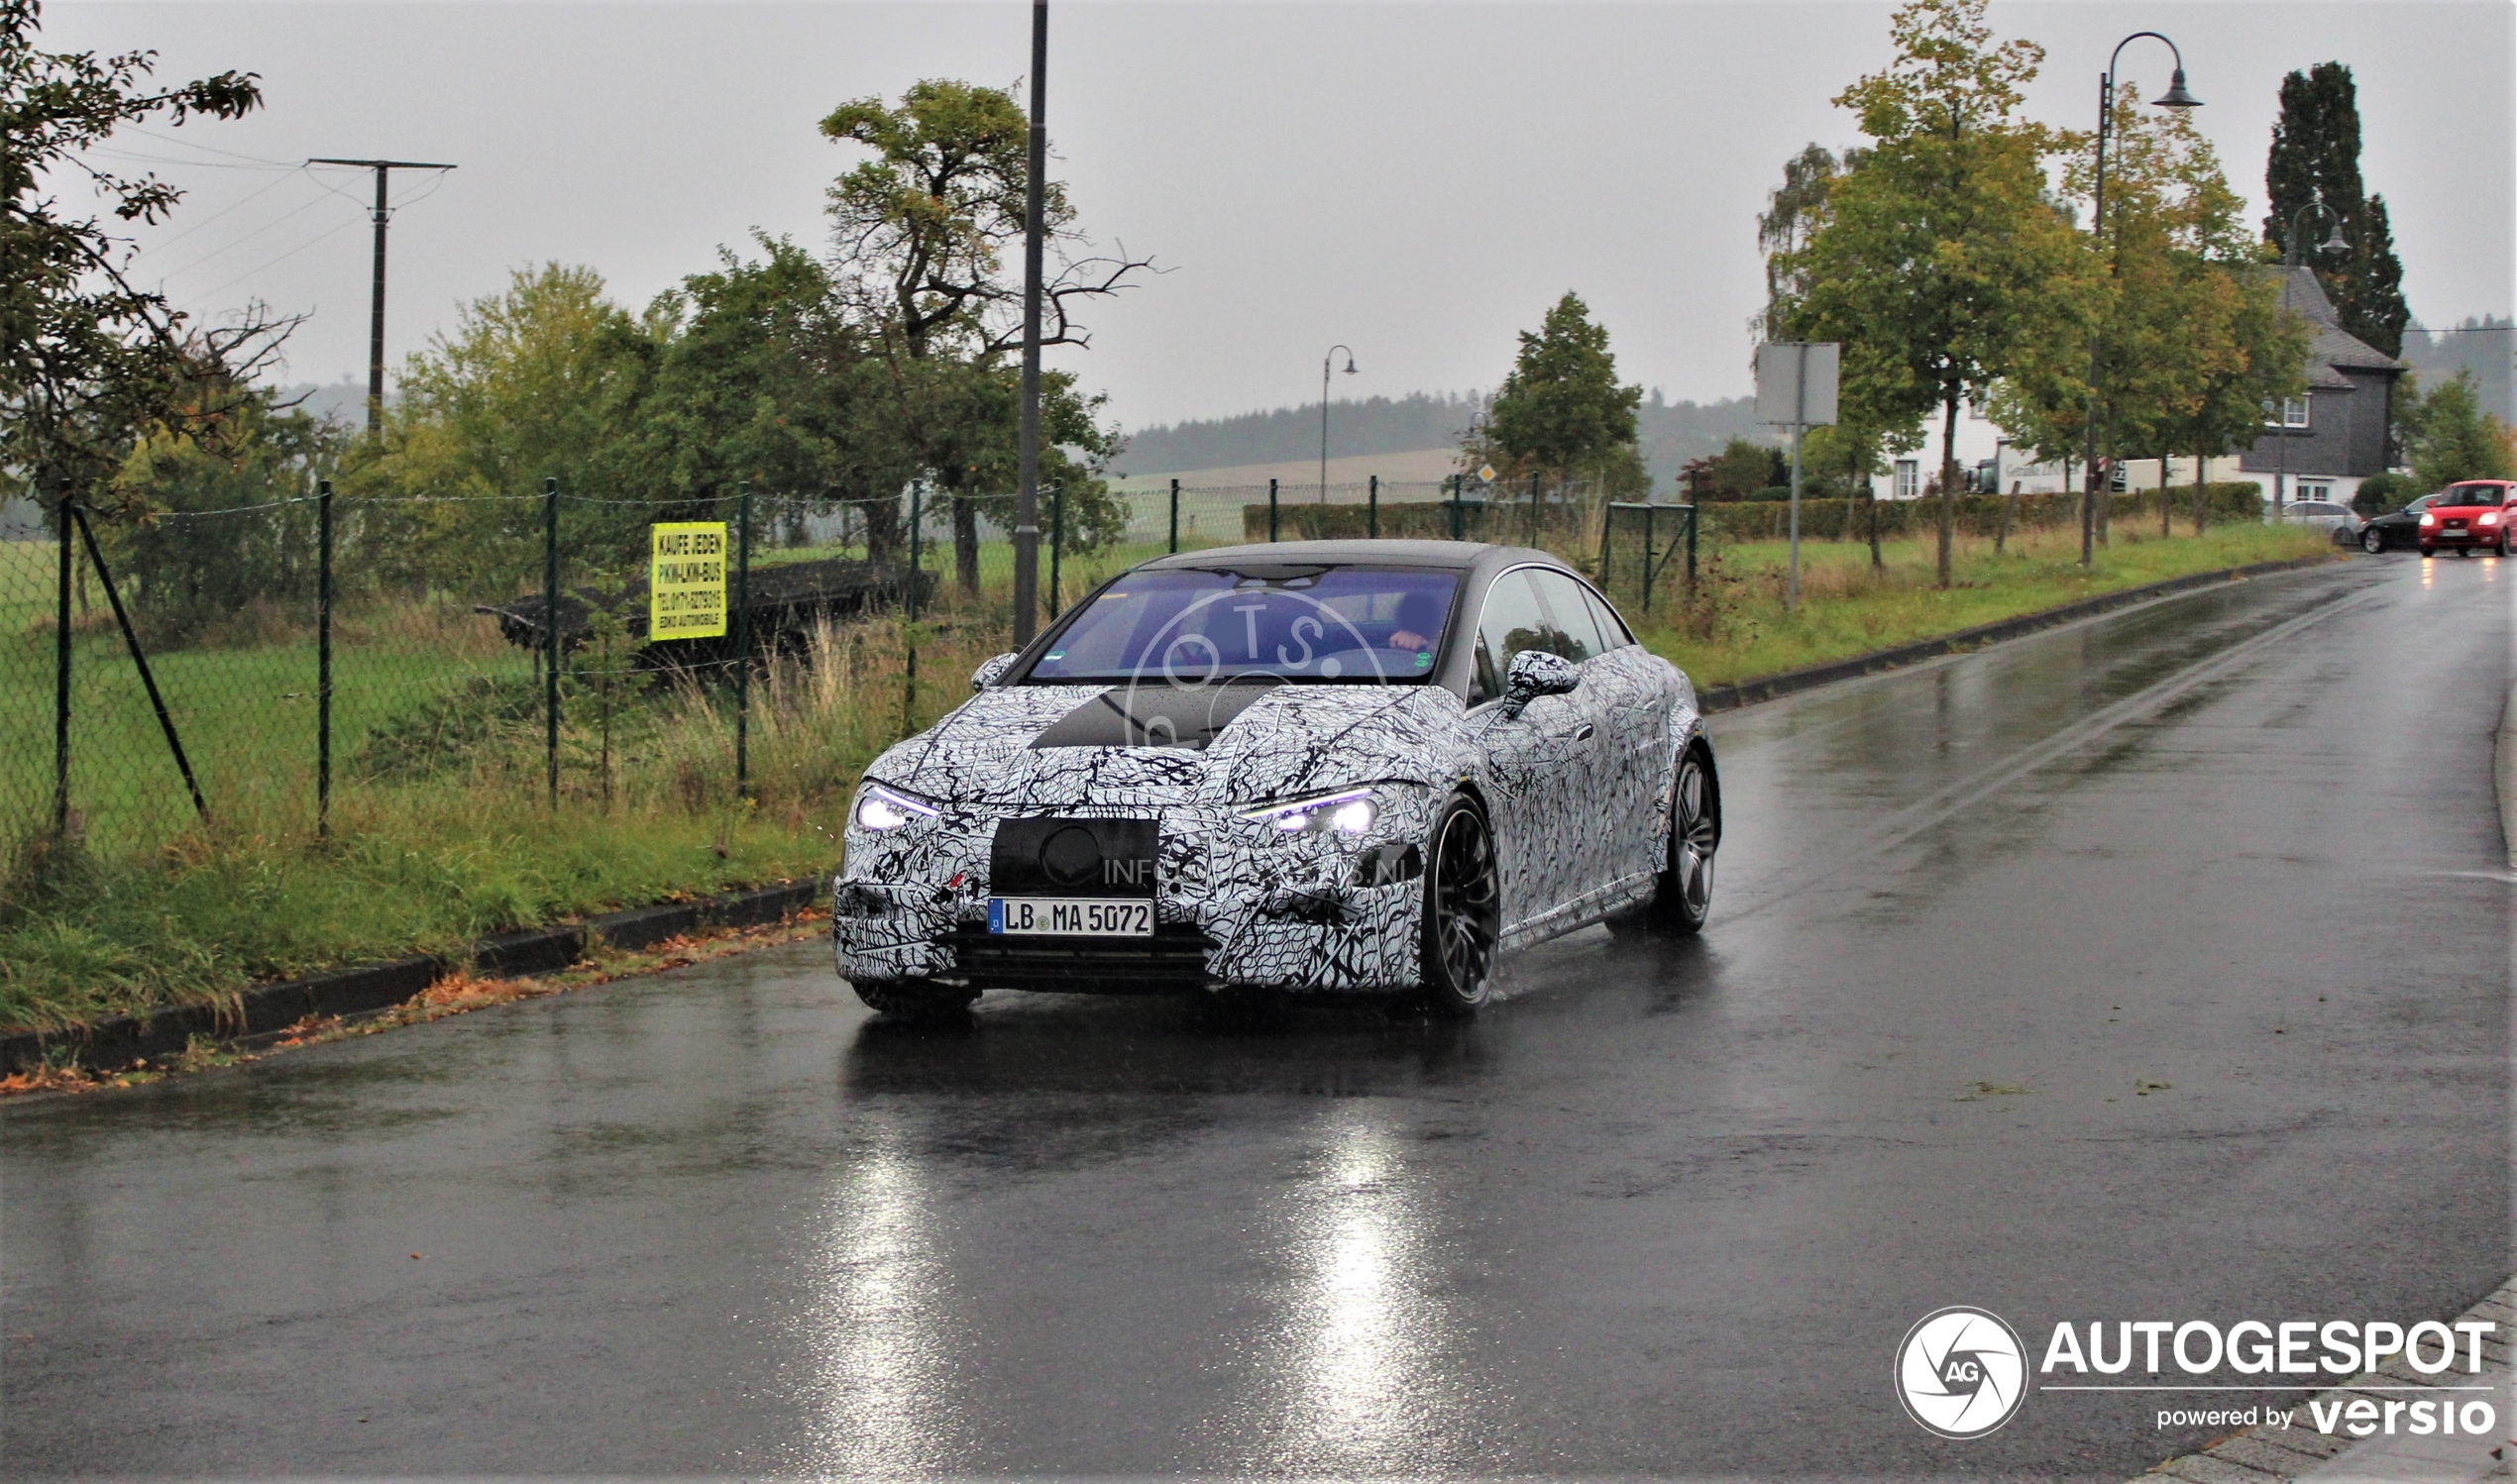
2, 472, 1696, 869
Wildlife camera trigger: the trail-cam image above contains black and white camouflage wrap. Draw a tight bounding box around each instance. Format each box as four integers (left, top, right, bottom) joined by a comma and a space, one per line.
832, 610, 1703, 994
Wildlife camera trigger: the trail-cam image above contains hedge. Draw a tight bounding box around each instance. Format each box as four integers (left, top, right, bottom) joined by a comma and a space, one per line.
1239, 482, 2267, 548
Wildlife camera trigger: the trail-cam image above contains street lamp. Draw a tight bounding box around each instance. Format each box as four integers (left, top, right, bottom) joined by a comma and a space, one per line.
1320, 345, 1357, 504
2283, 199, 2351, 267
2270, 202, 2349, 513
2079, 32, 2201, 567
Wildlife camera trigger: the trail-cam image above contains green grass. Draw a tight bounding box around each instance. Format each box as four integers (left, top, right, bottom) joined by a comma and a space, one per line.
0, 510, 2335, 1041
1604, 518, 2339, 688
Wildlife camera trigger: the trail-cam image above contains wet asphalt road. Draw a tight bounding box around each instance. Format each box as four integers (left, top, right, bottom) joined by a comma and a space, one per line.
3, 554, 2508, 1479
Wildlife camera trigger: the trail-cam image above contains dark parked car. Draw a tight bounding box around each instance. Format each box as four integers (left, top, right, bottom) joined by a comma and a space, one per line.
2355, 492, 2440, 553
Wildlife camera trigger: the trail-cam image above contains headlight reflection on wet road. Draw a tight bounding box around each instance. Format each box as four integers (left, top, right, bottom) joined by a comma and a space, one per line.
787, 1113, 962, 1476
1216, 1108, 1475, 1474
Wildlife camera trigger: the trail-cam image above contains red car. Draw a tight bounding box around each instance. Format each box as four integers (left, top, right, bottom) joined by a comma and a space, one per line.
2418, 480, 2517, 557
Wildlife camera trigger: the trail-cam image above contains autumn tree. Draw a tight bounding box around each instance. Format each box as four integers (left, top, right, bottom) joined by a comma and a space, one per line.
1770, 0, 2085, 586
0, 0, 288, 515
821, 79, 1148, 589
2401, 371, 2516, 490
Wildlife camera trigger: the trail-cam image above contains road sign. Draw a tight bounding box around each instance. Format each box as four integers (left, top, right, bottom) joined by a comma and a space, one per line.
649, 521, 728, 641
1755, 342, 1840, 428
1477, 464, 1497, 483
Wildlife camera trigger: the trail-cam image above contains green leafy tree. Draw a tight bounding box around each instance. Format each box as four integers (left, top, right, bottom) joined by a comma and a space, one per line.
1466, 291, 1646, 499
357, 264, 668, 589
0, 0, 285, 514
821, 79, 1147, 591
105, 383, 345, 643
2263, 62, 2409, 357
1772, 0, 2087, 586
2401, 371, 2516, 490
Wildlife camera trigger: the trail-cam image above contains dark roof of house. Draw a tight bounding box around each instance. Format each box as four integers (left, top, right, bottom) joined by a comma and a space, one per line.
2272, 266, 2405, 384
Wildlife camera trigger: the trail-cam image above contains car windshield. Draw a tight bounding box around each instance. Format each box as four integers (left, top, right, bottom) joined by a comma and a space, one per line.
2446, 486, 2505, 507
1026, 566, 1462, 685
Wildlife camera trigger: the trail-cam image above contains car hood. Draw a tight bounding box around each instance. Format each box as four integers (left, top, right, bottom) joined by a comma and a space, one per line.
873, 681, 1462, 811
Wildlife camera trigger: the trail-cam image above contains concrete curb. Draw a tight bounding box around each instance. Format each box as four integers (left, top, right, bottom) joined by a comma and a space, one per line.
0, 877, 824, 1076
1696, 555, 2342, 714
2126, 1279, 2512, 1483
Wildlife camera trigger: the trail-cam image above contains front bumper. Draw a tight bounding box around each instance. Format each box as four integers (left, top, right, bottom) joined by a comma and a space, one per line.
2424, 524, 2504, 547
831, 798, 1433, 993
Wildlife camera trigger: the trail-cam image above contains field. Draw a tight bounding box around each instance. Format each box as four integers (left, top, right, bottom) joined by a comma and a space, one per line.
0, 507, 2339, 1039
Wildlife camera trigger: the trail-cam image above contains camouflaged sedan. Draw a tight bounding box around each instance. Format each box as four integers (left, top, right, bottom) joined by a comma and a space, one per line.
831, 540, 1719, 1016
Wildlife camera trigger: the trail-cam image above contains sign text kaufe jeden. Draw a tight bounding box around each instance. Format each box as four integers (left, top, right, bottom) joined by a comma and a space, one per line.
649, 522, 728, 641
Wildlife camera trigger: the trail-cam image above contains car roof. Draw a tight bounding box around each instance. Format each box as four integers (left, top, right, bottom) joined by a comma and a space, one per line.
1134, 539, 1571, 579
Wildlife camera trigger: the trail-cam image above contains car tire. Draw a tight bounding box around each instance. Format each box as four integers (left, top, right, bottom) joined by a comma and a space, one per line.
852, 978, 980, 1018
2360, 527, 2387, 555
1615, 745, 1718, 936
2420, 544, 2437, 557
1416, 793, 1500, 1017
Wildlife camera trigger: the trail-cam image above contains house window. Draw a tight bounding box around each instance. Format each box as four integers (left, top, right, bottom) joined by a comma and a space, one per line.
1894, 461, 1919, 499
2299, 482, 2332, 502
2264, 396, 2311, 429
2109, 462, 2129, 492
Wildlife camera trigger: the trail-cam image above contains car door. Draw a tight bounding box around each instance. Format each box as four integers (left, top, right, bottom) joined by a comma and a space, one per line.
1571, 578, 1676, 887
1465, 567, 1611, 930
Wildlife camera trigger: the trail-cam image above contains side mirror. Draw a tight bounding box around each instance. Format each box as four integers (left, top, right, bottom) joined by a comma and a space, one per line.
1504, 649, 1580, 710
970, 653, 1019, 691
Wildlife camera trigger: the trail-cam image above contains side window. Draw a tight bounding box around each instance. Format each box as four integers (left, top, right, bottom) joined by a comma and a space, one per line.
1471, 570, 1553, 704
1525, 570, 1605, 662
1581, 583, 1634, 648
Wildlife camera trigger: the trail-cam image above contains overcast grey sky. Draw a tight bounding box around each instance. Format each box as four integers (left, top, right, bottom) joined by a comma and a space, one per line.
53, 1, 2516, 437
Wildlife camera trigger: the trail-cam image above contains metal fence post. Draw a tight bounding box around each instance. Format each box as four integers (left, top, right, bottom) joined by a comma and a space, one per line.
901, 483, 921, 741
1267, 478, 1279, 542
317, 477, 334, 837
1447, 476, 1463, 541
1687, 502, 1699, 591
1642, 507, 1657, 613
1368, 475, 1379, 539
71, 505, 205, 820
1047, 479, 1064, 614
544, 476, 560, 808
1597, 497, 1613, 580
1168, 477, 1180, 555
53, 486, 71, 838
735, 479, 752, 801
1528, 473, 1541, 547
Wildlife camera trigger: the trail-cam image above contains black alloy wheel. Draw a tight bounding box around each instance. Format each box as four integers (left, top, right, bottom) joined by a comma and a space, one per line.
1606, 744, 1721, 938
1418, 794, 1500, 1016
2361, 527, 2386, 555
853, 978, 980, 1017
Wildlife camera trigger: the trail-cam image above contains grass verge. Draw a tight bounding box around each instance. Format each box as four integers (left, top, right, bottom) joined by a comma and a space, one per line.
1618, 519, 2339, 686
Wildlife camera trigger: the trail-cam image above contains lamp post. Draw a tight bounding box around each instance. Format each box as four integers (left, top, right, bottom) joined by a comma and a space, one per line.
2269, 202, 2349, 514
2079, 32, 2201, 568
1320, 345, 1357, 504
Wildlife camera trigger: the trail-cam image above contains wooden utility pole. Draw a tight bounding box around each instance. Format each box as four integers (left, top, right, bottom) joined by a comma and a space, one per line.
306, 158, 456, 436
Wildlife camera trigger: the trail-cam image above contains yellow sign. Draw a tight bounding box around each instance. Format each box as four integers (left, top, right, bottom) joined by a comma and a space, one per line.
648, 522, 728, 640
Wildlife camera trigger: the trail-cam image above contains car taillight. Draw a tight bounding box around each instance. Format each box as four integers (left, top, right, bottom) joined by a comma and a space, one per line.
2421, 512, 2438, 526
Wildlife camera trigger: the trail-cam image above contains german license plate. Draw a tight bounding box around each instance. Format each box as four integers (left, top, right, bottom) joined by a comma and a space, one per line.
988, 898, 1154, 936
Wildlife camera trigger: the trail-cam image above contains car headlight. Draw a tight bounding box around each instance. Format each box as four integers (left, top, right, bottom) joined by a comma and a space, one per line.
2421, 512, 2438, 526
853, 781, 939, 831
2483, 513, 2501, 526
1240, 788, 1378, 836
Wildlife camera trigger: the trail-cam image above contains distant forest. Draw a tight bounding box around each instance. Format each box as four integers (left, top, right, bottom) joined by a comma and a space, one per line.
1118, 389, 1770, 491
2403, 318, 2514, 418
